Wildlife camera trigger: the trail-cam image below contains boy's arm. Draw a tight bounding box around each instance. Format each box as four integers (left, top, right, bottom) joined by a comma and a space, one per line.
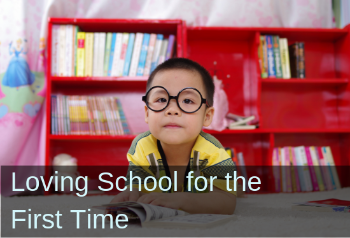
136, 187, 236, 215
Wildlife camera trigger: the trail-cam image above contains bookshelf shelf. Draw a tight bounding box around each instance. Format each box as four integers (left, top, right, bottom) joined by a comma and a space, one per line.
49, 134, 136, 141
261, 78, 349, 85
51, 76, 148, 82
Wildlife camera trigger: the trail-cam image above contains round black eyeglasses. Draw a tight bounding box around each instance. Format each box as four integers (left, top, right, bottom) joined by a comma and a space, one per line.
142, 86, 210, 113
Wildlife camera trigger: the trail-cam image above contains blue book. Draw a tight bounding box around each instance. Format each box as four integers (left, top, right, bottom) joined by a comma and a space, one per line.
108, 33, 117, 76
150, 34, 164, 73
265, 35, 276, 78
123, 33, 135, 76
136, 33, 150, 76
51, 95, 57, 135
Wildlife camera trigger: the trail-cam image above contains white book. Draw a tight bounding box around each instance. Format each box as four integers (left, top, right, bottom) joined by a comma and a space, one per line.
280, 148, 287, 192
97, 33, 106, 77
58, 25, 66, 76
92, 33, 99, 76
280, 38, 291, 79
51, 25, 60, 76
111, 33, 123, 76
65, 25, 73, 77
129, 33, 143, 77
144, 33, 157, 76
295, 146, 313, 191
157, 39, 168, 65
228, 125, 256, 130
150, 35, 163, 72
115, 33, 129, 77
229, 115, 255, 127
293, 147, 306, 192
323, 146, 341, 189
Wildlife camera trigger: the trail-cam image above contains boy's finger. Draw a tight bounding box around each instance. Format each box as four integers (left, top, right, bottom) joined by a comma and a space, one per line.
128, 191, 140, 201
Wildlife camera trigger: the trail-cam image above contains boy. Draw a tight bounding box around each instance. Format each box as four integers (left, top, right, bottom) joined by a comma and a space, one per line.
110, 58, 236, 214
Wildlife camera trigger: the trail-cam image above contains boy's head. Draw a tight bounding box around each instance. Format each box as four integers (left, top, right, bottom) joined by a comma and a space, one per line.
144, 58, 215, 146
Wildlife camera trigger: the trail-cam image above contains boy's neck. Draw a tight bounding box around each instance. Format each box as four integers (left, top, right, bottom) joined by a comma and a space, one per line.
160, 138, 197, 166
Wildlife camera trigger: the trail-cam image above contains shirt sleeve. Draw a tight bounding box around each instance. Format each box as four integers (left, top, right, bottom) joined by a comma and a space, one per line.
201, 148, 237, 196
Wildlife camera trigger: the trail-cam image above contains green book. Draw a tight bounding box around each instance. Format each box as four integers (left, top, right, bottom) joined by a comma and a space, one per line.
74, 26, 79, 76
272, 35, 283, 78
103, 32, 113, 76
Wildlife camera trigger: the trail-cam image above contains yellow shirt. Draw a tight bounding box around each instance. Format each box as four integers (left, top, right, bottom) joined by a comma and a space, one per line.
125, 130, 237, 196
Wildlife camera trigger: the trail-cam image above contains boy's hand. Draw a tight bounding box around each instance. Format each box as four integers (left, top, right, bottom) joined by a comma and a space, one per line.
136, 192, 186, 210
109, 190, 144, 203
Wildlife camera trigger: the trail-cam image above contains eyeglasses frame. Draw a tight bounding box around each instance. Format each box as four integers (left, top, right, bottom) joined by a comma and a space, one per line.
142, 86, 210, 113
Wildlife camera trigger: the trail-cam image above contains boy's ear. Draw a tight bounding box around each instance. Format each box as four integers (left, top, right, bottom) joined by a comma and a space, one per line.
203, 107, 214, 127
144, 105, 149, 124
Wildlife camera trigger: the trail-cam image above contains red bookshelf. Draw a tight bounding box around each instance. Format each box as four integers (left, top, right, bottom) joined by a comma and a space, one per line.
184, 25, 350, 190
46, 18, 350, 194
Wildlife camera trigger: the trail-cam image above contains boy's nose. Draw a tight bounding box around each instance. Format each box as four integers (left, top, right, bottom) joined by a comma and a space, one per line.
165, 99, 181, 116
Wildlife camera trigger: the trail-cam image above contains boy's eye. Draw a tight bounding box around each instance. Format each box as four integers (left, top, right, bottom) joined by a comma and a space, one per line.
155, 98, 168, 103
183, 98, 194, 104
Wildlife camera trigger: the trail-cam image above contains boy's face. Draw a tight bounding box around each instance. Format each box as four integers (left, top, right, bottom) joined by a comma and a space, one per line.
144, 69, 214, 145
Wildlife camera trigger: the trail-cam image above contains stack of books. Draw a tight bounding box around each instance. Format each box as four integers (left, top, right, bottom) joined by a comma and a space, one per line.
51, 95, 130, 135
258, 35, 305, 79
51, 24, 175, 77
226, 113, 257, 130
272, 146, 341, 193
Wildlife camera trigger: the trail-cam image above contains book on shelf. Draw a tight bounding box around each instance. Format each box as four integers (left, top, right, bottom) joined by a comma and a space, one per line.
226, 113, 258, 130
292, 199, 350, 213
93, 202, 235, 228
273, 146, 341, 193
258, 35, 305, 79
51, 25, 175, 78
51, 95, 131, 136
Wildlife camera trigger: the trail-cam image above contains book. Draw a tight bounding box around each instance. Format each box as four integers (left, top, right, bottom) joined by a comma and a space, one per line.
123, 33, 135, 76
111, 33, 124, 77
115, 33, 129, 76
157, 39, 168, 65
228, 115, 255, 127
51, 25, 60, 76
289, 43, 299, 78
144, 33, 157, 76
73, 26, 79, 76
283, 147, 292, 193
136, 33, 151, 76
272, 148, 281, 192
76, 32, 85, 77
295, 146, 313, 192
58, 25, 66, 76
103, 33, 113, 76
165, 34, 175, 60
258, 36, 268, 78
107, 33, 117, 77
93, 202, 235, 228
265, 35, 276, 78
304, 146, 319, 191
129, 33, 143, 77
85, 33, 94, 77
309, 146, 325, 191
292, 199, 350, 213
97, 33, 106, 77
316, 146, 333, 190
323, 146, 341, 189
279, 38, 291, 79
292, 147, 306, 192
65, 25, 74, 77
288, 147, 301, 192
92, 33, 99, 76
150, 34, 164, 73
272, 35, 283, 78
298, 42, 305, 78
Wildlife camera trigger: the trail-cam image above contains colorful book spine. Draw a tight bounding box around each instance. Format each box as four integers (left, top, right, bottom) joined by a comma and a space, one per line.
323, 146, 341, 189
298, 42, 305, 78
157, 39, 168, 65
289, 147, 301, 192
305, 146, 319, 191
165, 34, 175, 60
136, 33, 151, 76
51, 95, 57, 134
92, 33, 99, 76
295, 146, 313, 191
103, 33, 113, 76
111, 33, 124, 77
279, 148, 286, 192
85, 33, 94, 77
51, 25, 60, 76
150, 34, 164, 73
129, 33, 144, 77
65, 25, 73, 77
116, 98, 130, 134
73, 26, 79, 76
266, 35, 276, 78
289, 43, 299, 78
272, 148, 281, 192
272, 35, 283, 78
316, 146, 333, 190
108, 33, 117, 76
115, 33, 129, 76
309, 146, 325, 191
123, 33, 135, 76
259, 36, 268, 79
97, 33, 106, 77
58, 25, 66, 76
76, 32, 85, 77
279, 38, 291, 79
144, 34, 157, 76
293, 147, 306, 192
283, 147, 293, 192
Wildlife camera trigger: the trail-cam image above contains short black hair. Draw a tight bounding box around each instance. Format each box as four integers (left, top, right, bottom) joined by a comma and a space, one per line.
146, 58, 215, 107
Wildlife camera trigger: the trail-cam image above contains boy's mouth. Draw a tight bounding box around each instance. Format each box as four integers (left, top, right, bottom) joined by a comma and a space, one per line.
164, 123, 182, 128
